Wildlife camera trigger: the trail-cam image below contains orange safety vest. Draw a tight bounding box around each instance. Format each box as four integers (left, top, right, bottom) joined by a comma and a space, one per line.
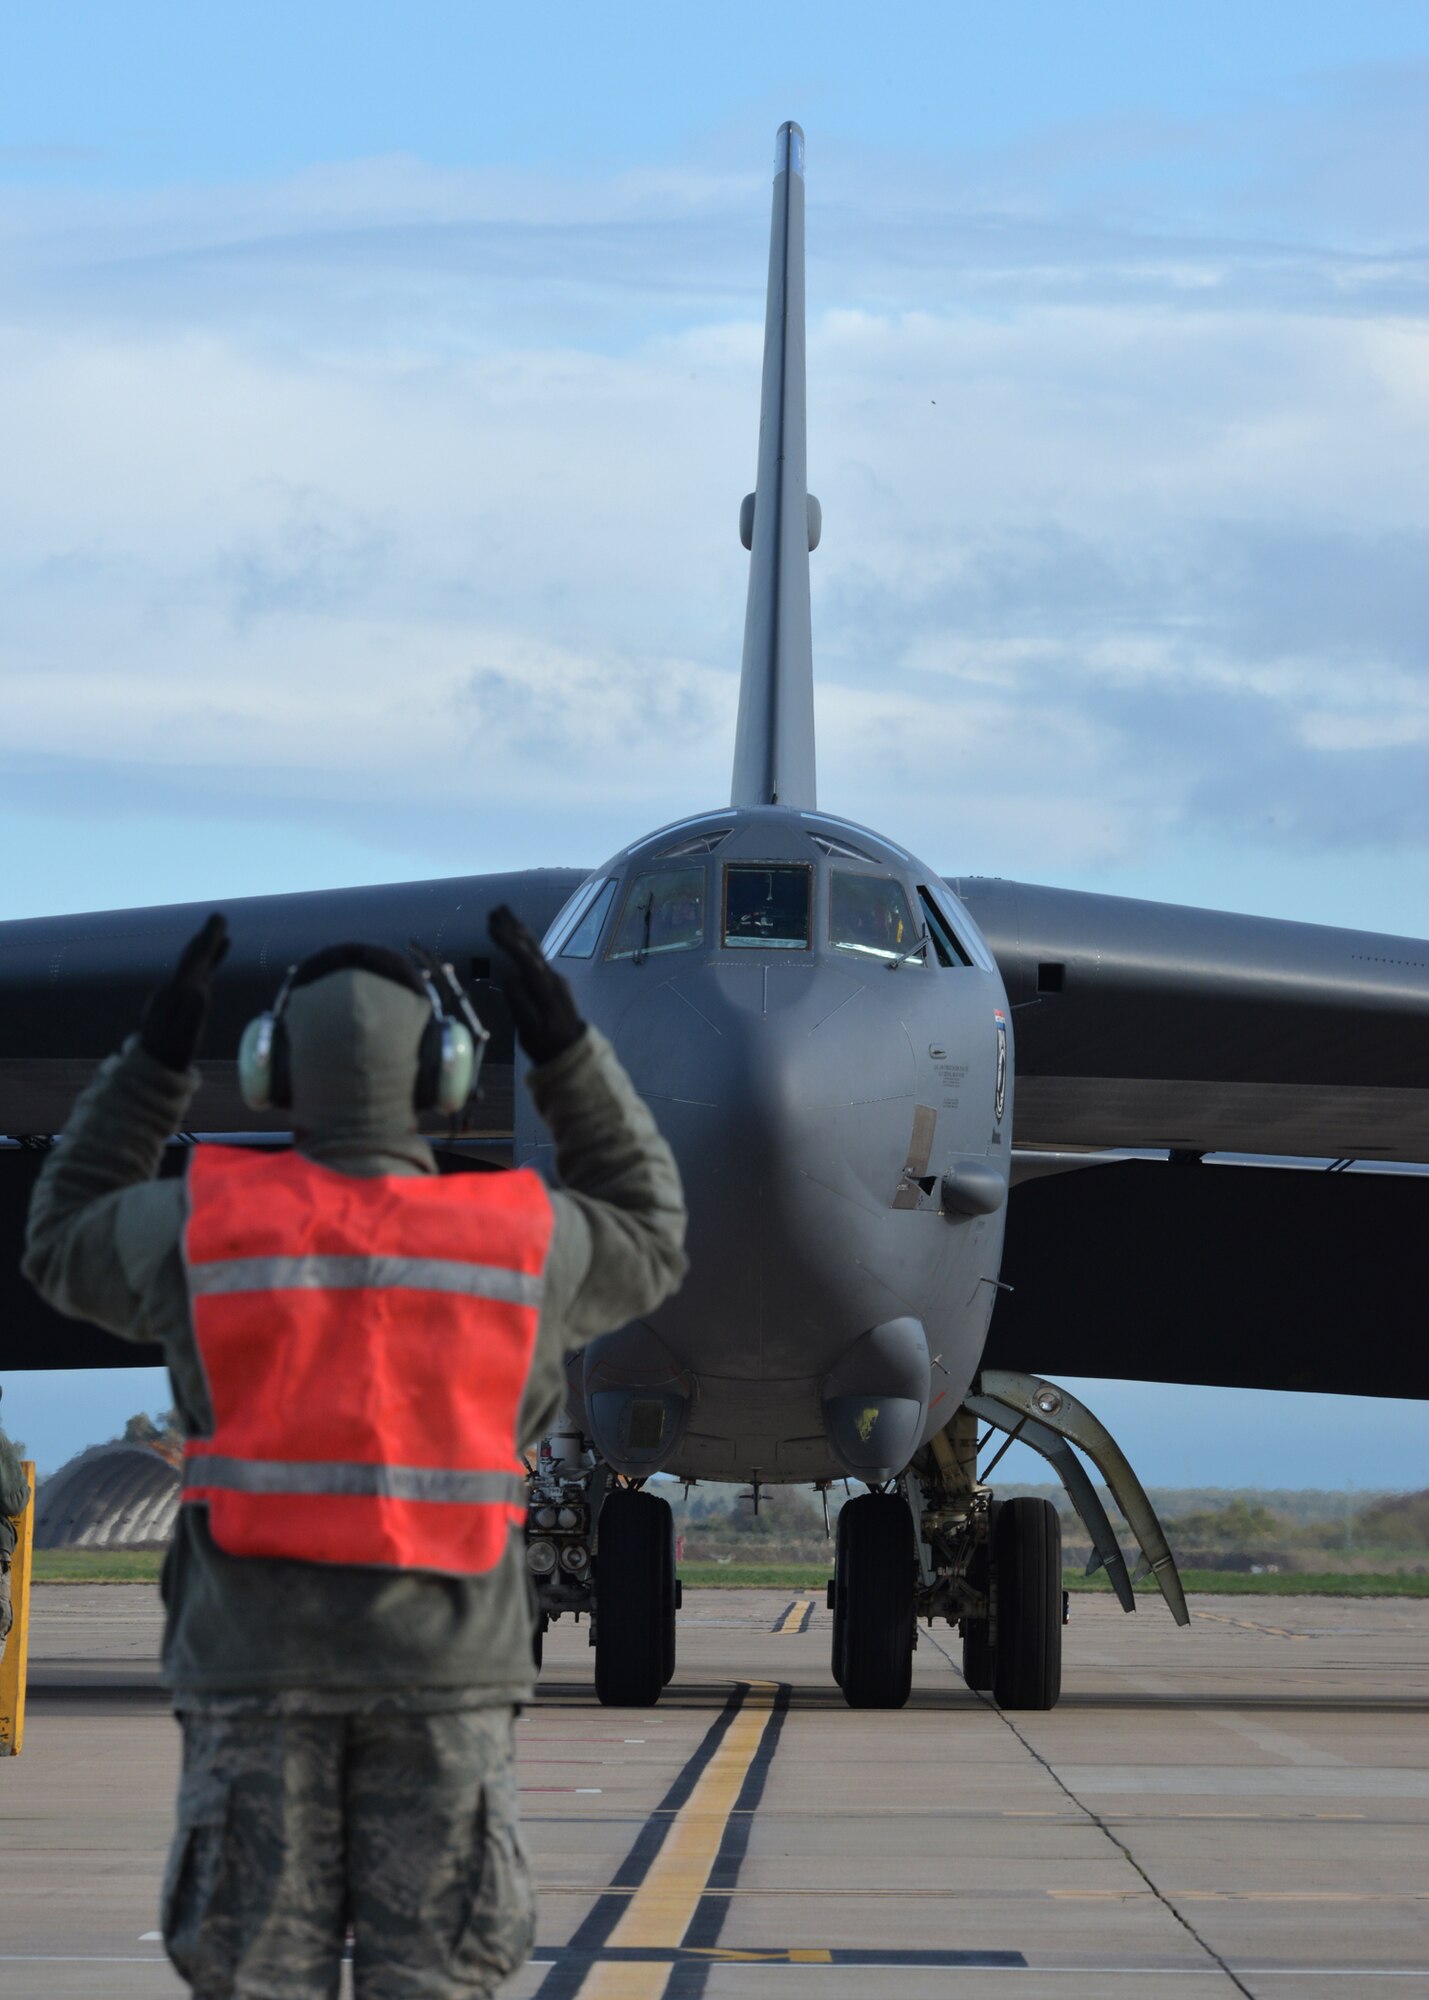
180, 1145, 552, 1577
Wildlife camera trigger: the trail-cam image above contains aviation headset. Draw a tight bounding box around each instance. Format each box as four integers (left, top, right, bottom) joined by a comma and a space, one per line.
237, 940, 489, 1116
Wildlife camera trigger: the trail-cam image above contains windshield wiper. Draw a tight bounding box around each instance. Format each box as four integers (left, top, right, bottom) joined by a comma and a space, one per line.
886, 925, 932, 971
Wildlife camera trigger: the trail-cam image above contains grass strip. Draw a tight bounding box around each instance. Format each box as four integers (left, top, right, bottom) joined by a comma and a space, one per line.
680, 1564, 833, 1590
1067, 1567, 1429, 1598
33, 1549, 166, 1582
31, 1552, 1429, 1597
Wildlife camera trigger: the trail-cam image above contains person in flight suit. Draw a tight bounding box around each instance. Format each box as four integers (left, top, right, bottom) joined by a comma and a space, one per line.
23, 907, 687, 1999
0, 1386, 33, 1662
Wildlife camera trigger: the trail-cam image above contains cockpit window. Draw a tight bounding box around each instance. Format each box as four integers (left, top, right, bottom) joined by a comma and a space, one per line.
606, 867, 705, 962
916, 885, 972, 968
831, 873, 923, 964
658, 828, 730, 857
722, 864, 811, 950
559, 878, 618, 959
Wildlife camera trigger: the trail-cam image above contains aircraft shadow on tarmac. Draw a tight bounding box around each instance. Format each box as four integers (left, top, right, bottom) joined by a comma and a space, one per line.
533, 1679, 1429, 1715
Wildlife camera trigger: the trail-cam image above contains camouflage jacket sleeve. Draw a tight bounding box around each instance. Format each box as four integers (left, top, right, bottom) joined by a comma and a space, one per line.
0, 1430, 30, 1521
516, 1027, 687, 1441
21, 1037, 196, 1345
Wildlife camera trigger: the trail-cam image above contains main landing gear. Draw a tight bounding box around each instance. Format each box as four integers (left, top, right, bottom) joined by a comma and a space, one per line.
830, 1493, 915, 1707
986, 1496, 1063, 1710
948, 1496, 1063, 1707
829, 1473, 1064, 1712
525, 1426, 682, 1708
825, 1473, 1065, 1713
593, 1488, 678, 1707
866, 1370, 1189, 1715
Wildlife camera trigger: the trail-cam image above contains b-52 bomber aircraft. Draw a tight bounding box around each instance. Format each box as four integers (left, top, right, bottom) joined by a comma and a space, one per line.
3, 125, 1428, 1713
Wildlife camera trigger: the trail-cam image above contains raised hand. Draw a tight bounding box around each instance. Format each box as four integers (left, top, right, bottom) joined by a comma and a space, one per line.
139, 913, 230, 1073
487, 906, 585, 1066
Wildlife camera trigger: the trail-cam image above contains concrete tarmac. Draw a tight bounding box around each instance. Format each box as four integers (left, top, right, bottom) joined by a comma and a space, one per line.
2, 1583, 1428, 1998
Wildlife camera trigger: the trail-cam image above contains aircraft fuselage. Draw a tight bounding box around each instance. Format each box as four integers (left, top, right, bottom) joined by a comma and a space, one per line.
517, 805, 1013, 1488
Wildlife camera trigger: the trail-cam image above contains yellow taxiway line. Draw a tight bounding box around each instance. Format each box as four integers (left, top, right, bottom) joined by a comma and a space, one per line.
576, 1680, 780, 2000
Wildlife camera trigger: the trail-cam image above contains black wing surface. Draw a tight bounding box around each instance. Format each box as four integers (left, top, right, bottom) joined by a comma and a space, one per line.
952, 877, 1429, 1161
952, 879, 1429, 1398
0, 868, 585, 1370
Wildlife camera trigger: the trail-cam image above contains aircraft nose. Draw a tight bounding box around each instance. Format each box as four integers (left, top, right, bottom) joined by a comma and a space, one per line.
601, 960, 936, 1371
608, 958, 916, 1181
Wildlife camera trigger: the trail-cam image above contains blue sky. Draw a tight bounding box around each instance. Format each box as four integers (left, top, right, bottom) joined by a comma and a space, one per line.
3, 5, 1427, 1484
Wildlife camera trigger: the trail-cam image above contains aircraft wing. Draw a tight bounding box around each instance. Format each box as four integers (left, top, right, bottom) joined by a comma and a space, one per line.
951, 878, 1429, 1398
0, 869, 585, 1138
0, 868, 585, 1368
952, 876, 1429, 1161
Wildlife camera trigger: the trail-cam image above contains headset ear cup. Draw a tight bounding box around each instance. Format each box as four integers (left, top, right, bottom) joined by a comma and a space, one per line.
414, 1014, 444, 1113
238, 1015, 273, 1111
268, 1018, 292, 1110
436, 1022, 476, 1115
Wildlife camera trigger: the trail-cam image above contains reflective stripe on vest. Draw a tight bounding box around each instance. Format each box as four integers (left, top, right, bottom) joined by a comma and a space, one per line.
181, 1145, 552, 1577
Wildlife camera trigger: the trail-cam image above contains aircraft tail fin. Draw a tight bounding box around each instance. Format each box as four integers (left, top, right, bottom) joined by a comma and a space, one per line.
730, 122, 819, 811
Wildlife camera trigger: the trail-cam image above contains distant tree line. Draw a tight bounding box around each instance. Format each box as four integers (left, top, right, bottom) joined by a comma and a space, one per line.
665, 1479, 1429, 1573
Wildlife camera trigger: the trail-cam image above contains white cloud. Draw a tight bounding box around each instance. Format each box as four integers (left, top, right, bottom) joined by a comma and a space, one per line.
1, 106, 1427, 898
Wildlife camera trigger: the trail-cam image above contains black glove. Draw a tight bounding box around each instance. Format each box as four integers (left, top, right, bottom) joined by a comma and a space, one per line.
139, 913, 230, 1073
487, 905, 585, 1067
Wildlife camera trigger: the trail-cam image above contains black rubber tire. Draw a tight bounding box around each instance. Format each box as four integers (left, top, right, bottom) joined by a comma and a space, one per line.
836, 1493, 915, 1710
659, 1499, 678, 1686
595, 1490, 667, 1707
830, 1520, 850, 1687
961, 1500, 996, 1692
532, 1615, 546, 1674
991, 1496, 1063, 1711
961, 1617, 992, 1691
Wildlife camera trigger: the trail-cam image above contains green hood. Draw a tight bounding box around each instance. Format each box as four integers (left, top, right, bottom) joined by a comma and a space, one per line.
284, 967, 436, 1177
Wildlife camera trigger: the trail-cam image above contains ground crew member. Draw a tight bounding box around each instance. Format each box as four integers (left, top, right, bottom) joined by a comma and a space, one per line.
22, 907, 687, 1999
0, 1386, 33, 1660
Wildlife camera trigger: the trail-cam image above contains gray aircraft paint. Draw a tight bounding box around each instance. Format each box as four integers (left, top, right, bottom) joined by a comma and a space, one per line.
731, 122, 818, 814
518, 831, 1013, 1488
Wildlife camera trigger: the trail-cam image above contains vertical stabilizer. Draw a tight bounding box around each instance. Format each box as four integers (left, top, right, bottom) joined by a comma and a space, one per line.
731, 122, 818, 811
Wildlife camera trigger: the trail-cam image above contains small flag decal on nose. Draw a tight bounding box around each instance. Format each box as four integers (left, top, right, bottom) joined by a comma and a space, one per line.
994, 1011, 1008, 1123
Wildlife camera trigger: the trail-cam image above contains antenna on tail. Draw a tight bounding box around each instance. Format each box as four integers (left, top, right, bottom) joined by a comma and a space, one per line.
730, 122, 820, 811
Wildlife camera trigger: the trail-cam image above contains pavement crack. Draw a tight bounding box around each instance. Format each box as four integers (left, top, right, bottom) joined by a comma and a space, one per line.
926, 1630, 1256, 1998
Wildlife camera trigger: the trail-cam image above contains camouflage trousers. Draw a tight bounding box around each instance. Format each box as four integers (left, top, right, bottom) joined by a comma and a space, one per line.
163, 1706, 534, 1999
0, 1553, 12, 1653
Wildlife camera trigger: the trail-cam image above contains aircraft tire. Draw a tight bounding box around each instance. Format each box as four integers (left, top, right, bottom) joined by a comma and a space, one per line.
991, 1496, 1062, 1711
961, 1500, 997, 1691
961, 1617, 992, 1691
830, 1508, 852, 1686
595, 1489, 668, 1707
660, 1501, 678, 1686
532, 1613, 546, 1674
836, 1493, 915, 1710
